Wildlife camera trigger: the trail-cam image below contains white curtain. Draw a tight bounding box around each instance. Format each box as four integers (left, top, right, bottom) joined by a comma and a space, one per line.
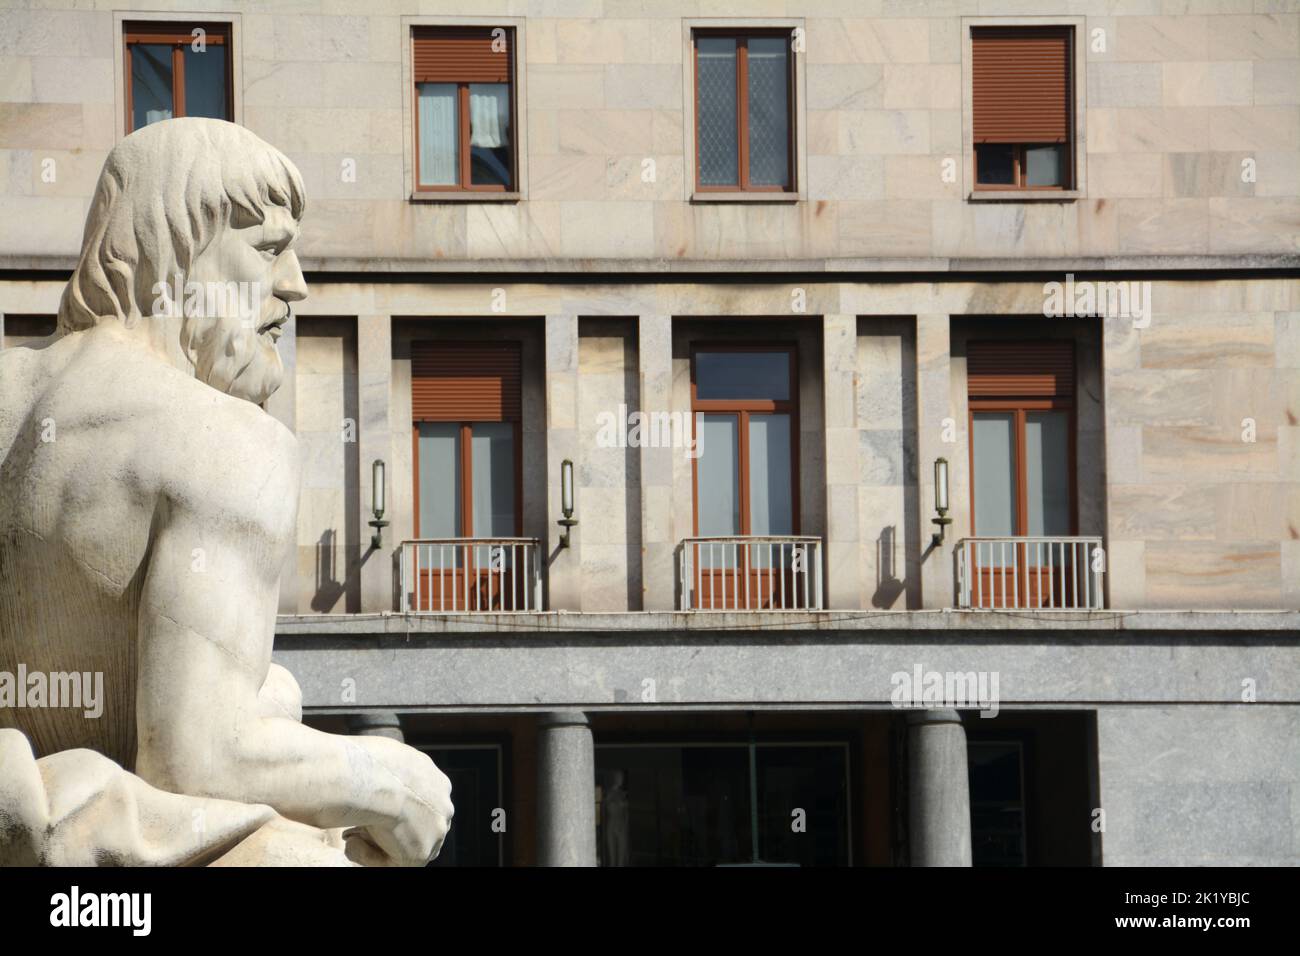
468, 84, 509, 149
417, 83, 457, 185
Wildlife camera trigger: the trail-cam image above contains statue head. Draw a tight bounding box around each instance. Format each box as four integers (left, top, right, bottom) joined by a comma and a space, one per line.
58, 117, 307, 405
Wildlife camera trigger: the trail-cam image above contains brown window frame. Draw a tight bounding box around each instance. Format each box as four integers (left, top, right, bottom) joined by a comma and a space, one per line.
971, 26, 1075, 192
973, 143, 1073, 191
412, 27, 517, 194
966, 399, 1078, 540
692, 29, 797, 195
689, 343, 801, 537
123, 21, 233, 134
410, 420, 523, 540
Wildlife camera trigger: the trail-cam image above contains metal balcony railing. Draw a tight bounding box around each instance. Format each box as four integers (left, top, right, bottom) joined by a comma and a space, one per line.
678, 536, 824, 611
400, 538, 543, 612
956, 536, 1104, 610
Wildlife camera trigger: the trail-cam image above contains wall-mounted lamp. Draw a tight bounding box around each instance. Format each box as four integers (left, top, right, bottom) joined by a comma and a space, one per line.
369, 459, 389, 549
557, 458, 577, 548
930, 457, 952, 547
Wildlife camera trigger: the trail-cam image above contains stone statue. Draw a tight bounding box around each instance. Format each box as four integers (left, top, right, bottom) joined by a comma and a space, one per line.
0, 118, 452, 866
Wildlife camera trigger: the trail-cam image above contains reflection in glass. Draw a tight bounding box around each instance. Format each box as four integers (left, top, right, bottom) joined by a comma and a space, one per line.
697, 415, 739, 569
1025, 145, 1064, 186
131, 44, 174, 129
469, 83, 511, 187
975, 143, 1015, 185
418, 422, 460, 537
471, 421, 515, 537
694, 351, 790, 401
425, 747, 503, 867
972, 412, 1017, 536
596, 743, 850, 866
748, 414, 792, 568
183, 44, 227, 120
968, 741, 1026, 866
1025, 411, 1069, 537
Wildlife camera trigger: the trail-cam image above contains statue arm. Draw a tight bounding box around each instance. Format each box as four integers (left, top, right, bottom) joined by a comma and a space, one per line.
131, 442, 449, 866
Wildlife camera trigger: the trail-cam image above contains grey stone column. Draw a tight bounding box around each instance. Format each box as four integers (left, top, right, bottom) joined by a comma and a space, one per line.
348, 711, 404, 743
907, 708, 972, 866
536, 710, 597, 867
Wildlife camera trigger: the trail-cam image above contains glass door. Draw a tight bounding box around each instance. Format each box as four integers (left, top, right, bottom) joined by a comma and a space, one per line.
969, 405, 1074, 608
691, 347, 797, 609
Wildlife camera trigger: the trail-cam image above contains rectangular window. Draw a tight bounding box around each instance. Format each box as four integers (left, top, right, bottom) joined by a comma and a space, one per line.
967, 340, 1076, 608
690, 346, 798, 607
971, 27, 1073, 190
409, 342, 522, 611
411, 341, 521, 538
412, 27, 515, 192
693, 31, 795, 193
124, 22, 232, 133
596, 742, 850, 866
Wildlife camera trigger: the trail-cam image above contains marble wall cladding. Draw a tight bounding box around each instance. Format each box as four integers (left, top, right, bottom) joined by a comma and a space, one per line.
576, 318, 641, 611
3, 3, 1299, 265
855, 317, 920, 609
1103, 280, 1300, 610
294, 318, 361, 614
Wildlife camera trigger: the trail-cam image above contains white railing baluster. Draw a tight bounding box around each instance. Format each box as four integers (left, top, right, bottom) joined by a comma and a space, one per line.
950, 536, 1103, 611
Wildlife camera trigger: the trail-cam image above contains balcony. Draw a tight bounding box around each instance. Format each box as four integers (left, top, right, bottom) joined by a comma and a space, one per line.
400, 538, 543, 612
956, 536, 1104, 611
678, 536, 824, 611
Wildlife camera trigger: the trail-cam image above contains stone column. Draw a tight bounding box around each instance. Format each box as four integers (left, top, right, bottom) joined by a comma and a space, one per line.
348, 710, 404, 743
907, 708, 972, 867
266, 312, 299, 614
915, 313, 955, 608
357, 315, 393, 613
638, 314, 676, 610
545, 314, 581, 610
536, 711, 597, 867
823, 314, 861, 609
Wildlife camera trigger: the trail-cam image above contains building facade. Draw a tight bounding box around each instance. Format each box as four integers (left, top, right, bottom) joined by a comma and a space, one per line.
1, 0, 1298, 865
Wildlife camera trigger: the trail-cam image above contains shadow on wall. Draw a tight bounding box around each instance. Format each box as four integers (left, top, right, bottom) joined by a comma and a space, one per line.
873, 525, 906, 608
312, 529, 348, 612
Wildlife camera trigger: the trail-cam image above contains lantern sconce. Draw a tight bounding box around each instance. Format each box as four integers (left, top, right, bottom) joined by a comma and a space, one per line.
369, 459, 389, 549
930, 457, 952, 547
557, 459, 578, 548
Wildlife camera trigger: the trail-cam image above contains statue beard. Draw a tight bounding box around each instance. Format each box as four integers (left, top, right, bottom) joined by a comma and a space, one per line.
180, 312, 285, 406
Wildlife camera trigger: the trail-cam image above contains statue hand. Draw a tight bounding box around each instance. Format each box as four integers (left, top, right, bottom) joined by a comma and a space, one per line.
354, 736, 454, 866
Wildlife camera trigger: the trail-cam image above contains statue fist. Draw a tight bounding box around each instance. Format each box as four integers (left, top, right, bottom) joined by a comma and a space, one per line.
353, 737, 454, 866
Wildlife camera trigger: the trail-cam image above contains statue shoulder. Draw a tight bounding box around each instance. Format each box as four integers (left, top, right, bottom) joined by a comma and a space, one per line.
138, 372, 300, 536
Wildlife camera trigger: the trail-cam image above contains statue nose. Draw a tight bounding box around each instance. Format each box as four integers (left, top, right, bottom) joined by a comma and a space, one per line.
273, 250, 308, 302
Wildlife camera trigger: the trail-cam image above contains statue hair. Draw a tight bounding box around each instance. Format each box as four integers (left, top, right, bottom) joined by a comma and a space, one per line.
57, 117, 305, 334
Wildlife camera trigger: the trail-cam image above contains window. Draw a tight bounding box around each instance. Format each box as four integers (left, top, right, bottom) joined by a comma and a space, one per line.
422, 746, 504, 867
693, 30, 795, 193
971, 27, 1073, 190
968, 741, 1028, 866
596, 742, 850, 866
124, 22, 232, 133
967, 340, 1076, 608
689, 346, 799, 608
410, 342, 522, 611
411, 342, 521, 538
412, 27, 515, 192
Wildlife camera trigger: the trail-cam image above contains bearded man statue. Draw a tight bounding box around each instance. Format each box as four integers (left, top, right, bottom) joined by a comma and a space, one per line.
0, 118, 452, 866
